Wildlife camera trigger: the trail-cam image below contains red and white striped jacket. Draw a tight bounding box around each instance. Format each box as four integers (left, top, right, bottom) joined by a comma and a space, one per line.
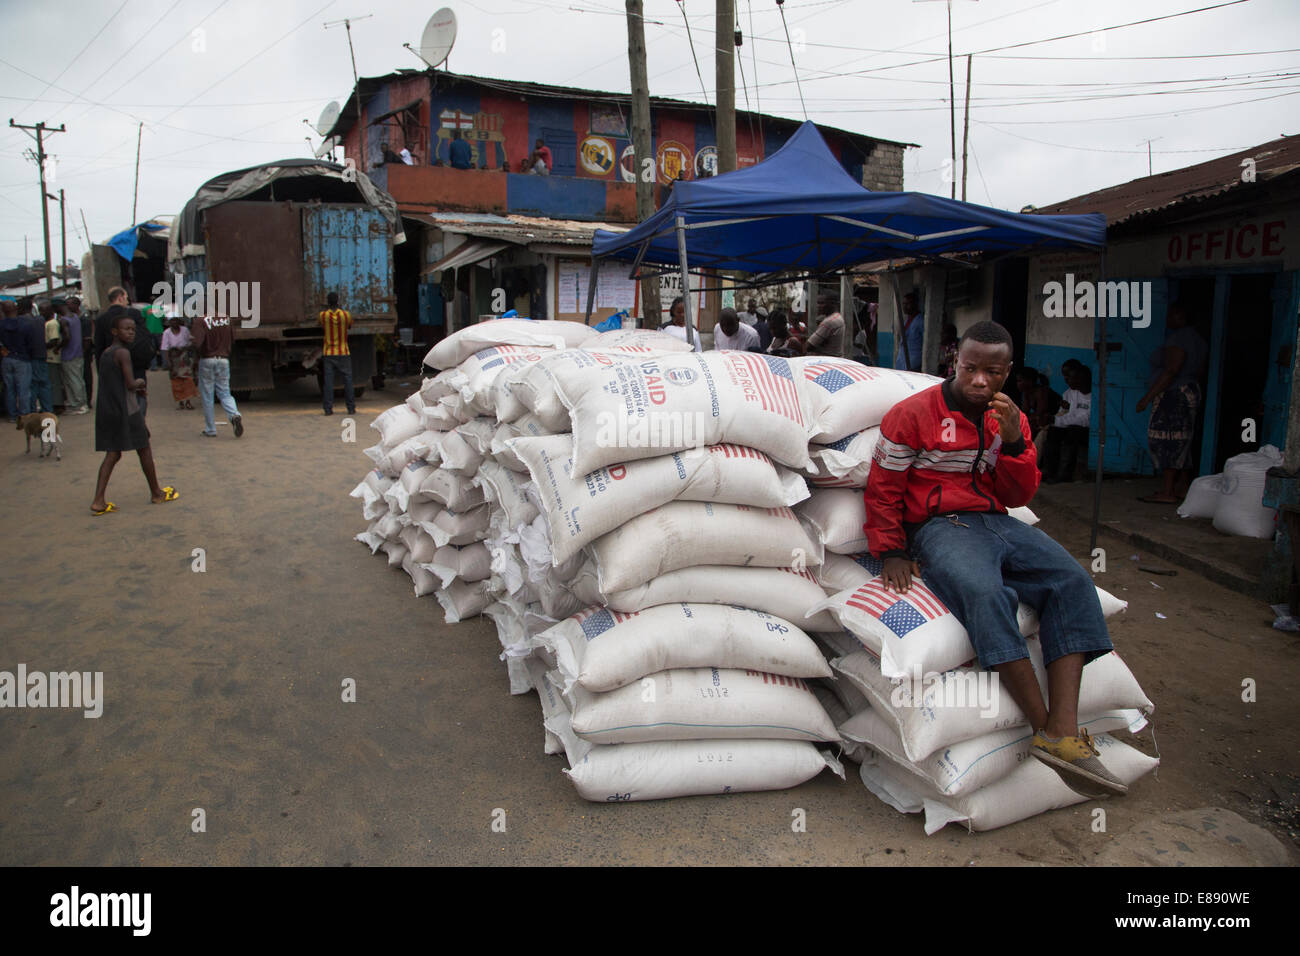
864, 380, 1039, 558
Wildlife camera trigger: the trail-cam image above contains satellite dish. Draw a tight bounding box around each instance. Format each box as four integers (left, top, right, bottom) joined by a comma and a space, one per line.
314, 136, 338, 159
316, 101, 341, 136
419, 8, 457, 69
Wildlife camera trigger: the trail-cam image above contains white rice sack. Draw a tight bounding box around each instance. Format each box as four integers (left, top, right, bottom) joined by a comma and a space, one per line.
354, 520, 386, 554
373, 512, 403, 541
423, 319, 595, 370
430, 504, 491, 547
514, 349, 628, 432
571, 563, 841, 633
859, 732, 1159, 834
424, 542, 492, 589
564, 666, 840, 745
511, 434, 811, 566
350, 470, 394, 521
388, 459, 436, 513
517, 515, 586, 584
588, 501, 824, 594
535, 603, 831, 694
451, 346, 550, 415
383, 540, 408, 567
585, 328, 697, 355
796, 359, 940, 443
418, 468, 486, 512
435, 578, 493, 623
811, 578, 1129, 681
489, 412, 556, 472
420, 368, 459, 402
807, 427, 881, 488
437, 428, 484, 475
556, 351, 815, 475
1178, 473, 1225, 519
840, 704, 1142, 799
397, 524, 439, 564
816, 552, 883, 594
421, 403, 463, 431
801, 493, 1041, 557
833, 643, 1152, 763
455, 416, 497, 454
383, 435, 432, 475
565, 739, 843, 803
476, 459, 540, 531
371, 404, 424, 449
400, 553, 441, 597
404, 390, 426, 414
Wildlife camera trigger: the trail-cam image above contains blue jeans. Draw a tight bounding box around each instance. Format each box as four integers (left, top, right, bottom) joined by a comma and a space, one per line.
3, 355, 32, 417
321, 354, 354, 413
197, 357, 240, 435
910, 511, 1113, 670
30, 359, 53, 413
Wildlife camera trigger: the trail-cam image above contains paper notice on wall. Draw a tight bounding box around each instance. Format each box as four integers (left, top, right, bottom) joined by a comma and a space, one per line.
659, 272, 706, 318
559, 261, 637, 315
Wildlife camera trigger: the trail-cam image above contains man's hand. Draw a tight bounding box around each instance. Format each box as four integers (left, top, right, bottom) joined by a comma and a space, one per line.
134, 378, 147, 395
987, 391, 1024, 444
882, 556, 922, 593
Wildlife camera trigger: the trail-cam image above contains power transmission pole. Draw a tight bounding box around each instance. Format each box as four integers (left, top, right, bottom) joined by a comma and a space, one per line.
10, 118, 65, 295
961, 55, 972, 201
626, 0, 660, 326
715, 0, 736, 175
47, 188, 66, 283
131, 121, 143, 224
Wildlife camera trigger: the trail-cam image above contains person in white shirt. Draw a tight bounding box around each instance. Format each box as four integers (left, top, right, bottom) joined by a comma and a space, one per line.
660, 296, 702, 352
1042, 360, 1092, 483
712, 308, 760, 351
160, 315, 198, 410
712, 310, 759, 351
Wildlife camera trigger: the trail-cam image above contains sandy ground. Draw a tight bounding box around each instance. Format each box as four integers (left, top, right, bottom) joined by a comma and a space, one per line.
1, 370, 1297, 866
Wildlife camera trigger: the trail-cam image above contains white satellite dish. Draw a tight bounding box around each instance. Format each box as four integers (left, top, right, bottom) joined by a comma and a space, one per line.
419, 8, 457, 69
316, 100, 341, 136
314, 136, 338, 159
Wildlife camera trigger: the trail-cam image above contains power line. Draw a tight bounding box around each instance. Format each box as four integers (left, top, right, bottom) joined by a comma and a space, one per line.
16, 0, 131, 113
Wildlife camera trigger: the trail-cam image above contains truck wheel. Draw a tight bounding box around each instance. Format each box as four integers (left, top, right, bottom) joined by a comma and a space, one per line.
232, 390, 251, 403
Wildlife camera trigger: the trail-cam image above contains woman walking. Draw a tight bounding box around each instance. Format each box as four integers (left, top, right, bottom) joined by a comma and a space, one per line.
1137, 303, 1208, 504
91, 312, 179, 515
161, 315, 197, 409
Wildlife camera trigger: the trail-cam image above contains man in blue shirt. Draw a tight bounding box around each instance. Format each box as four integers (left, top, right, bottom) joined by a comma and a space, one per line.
1, 300, 34, 419
894, 291, 924, 372
448, 130, 473, 170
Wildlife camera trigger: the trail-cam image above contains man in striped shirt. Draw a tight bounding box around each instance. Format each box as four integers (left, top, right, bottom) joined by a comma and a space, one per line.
319, 292, 355, 416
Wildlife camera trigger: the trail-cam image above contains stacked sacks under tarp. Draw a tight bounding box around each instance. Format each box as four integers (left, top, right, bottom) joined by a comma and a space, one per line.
783, 356, 1160, 832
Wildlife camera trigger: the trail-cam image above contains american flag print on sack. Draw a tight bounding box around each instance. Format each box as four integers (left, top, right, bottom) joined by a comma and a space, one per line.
575, 607, 639, 642
727, 354, 804, 425
845, 578, 949, 638
803, 360, 879, 394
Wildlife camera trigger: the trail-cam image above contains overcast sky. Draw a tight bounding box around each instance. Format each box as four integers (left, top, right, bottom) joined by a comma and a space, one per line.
1, 0, 1297, 269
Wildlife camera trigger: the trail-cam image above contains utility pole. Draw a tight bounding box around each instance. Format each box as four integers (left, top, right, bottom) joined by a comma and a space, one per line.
10, 118, 65, 296
47, 188, 65, 283
626, 0, 660, 326
961, 55, 972, 201
715, 0, 736, 175
947, 1, 955, 199
80, 208, 91, 252
131, 121, 143, 224
325, 16, 372, 174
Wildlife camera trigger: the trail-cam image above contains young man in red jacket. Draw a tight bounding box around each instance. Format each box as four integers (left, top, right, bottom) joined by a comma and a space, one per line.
864, 320, 1126, 797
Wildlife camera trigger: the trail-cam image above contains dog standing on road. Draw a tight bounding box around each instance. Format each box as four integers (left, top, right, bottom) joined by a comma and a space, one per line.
17, 412, 62, 461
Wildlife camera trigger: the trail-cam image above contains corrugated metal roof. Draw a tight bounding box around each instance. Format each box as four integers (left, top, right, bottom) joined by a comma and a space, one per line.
408, 212, 629, 247
1030, 134, 1300, 227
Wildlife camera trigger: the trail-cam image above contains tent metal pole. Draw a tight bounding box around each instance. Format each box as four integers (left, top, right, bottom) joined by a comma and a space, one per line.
1090, 249, 1108, 555
584, 258, 599, 325
675, 215, 697, 348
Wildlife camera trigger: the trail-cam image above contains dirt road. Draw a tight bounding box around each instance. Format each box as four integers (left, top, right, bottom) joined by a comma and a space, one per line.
1, 371, 1296, 865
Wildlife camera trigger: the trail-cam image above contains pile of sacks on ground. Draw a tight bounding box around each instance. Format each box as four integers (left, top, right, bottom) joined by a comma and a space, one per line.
351, 318, 1158, 832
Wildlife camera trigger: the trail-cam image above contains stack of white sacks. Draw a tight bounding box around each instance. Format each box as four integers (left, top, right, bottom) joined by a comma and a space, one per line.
351, 320, 1159, 828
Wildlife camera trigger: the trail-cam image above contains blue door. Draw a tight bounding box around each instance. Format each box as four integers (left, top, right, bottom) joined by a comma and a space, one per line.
301, 205, 394, 318
418, 279, 444, 327
1262, 270, 1299, 449
1091, 277, 1169, 474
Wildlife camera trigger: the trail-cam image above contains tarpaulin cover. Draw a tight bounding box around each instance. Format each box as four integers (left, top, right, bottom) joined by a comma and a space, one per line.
591, 122, 1105, 276
107, 219, 170, 263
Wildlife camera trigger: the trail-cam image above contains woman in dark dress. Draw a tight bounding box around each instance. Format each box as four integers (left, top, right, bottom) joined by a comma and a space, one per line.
91, 312, 177, 514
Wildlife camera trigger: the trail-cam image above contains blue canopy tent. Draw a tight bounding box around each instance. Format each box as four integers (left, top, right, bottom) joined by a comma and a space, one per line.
590, 120, 1114, 548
